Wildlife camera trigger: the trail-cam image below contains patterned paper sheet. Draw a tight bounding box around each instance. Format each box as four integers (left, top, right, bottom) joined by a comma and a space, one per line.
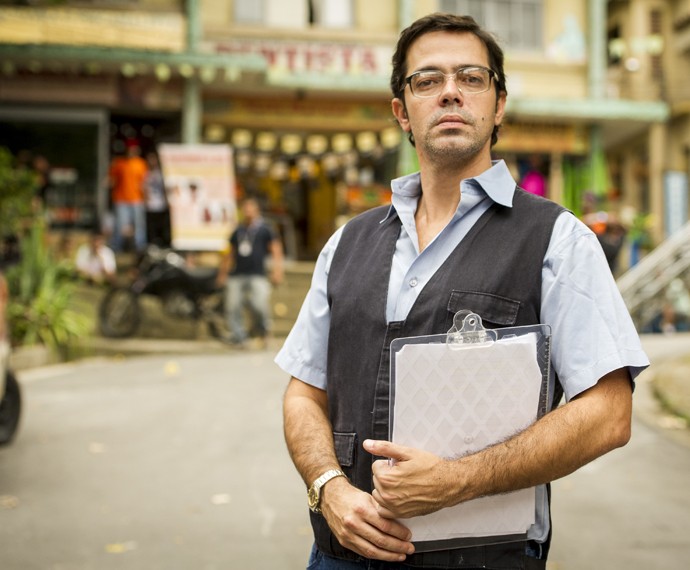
392, 334, 542, 541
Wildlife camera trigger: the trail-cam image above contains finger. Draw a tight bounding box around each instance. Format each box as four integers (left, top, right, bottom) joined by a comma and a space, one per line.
338, 509, 415, 561
348, 533, 415, 563
363, 439, 412, 461
371, 489, 399, 519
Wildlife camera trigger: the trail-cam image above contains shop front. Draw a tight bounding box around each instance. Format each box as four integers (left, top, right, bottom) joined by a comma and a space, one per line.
494, 119, 590, 212
203, 94, 400, 260
0, 76, 183, 243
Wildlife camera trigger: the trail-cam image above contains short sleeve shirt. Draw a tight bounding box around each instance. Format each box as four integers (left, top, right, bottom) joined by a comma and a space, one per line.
275, 161, 649, 400
230, 220, 276, 276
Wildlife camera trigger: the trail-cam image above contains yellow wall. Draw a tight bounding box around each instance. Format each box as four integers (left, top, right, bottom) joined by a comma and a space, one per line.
413, 1, 438, 21
355, 0, 398, 33
202, 0, 232, 30
0, 6, 185, 51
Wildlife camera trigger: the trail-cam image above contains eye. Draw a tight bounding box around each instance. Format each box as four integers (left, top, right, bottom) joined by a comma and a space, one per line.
458, 71, 484, 85
413, 72, 443, 90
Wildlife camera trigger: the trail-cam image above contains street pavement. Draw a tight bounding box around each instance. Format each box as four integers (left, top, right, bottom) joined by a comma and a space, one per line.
0, 335, 689, 569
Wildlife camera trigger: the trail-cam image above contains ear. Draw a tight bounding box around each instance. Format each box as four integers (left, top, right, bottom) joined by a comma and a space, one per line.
392, 98, 410, 133
494, 91, 507, 127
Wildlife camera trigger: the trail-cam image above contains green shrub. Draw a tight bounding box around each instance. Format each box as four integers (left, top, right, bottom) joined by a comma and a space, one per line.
5, 221, 89, 359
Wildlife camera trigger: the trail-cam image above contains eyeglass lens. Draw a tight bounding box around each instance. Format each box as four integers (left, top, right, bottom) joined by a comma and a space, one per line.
410, 68, 492, 97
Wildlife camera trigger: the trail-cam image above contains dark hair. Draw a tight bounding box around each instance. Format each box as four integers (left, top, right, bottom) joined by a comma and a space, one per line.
390, 13, 507, 147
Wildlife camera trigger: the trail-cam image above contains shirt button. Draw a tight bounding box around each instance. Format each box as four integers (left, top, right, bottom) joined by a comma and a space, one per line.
409, 278, 418, 287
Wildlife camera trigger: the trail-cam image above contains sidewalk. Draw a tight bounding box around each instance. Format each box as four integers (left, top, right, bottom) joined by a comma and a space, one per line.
635, 333, 690, 429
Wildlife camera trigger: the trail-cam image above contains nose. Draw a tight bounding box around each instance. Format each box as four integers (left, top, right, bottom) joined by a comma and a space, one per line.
439, 74, 464, 105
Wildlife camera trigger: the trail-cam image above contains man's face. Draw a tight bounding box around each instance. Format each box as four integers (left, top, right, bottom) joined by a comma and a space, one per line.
242, 200, 259, 222
392, 31, 506, 169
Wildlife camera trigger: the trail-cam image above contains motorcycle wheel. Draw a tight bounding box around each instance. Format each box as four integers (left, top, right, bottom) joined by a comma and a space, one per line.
99, 287, 142, 338
205, 295, 228, 340
0, 370, 21, 446
207, 316, 227, 340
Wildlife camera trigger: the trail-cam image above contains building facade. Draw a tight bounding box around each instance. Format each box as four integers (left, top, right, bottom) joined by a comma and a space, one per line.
0, 0, 675, 262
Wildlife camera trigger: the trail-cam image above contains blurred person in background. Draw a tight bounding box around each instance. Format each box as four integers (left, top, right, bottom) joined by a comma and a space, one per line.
144, 152, 171, 248
216, 197, 284, 347
643, 302, 690, 334
75, 232, 117, 286
109, 140, 147, 253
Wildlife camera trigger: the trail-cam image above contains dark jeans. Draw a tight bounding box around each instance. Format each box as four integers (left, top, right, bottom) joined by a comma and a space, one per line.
306, 544, 546, 570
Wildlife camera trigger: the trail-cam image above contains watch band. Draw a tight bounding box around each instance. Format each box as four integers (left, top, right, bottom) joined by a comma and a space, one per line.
307, 469, 346, 513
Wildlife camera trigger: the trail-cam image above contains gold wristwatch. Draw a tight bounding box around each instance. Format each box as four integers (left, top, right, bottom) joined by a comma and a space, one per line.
307, 469, 346, 513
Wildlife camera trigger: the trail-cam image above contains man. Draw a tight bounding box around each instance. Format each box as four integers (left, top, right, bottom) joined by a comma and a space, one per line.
277, 13, 648, 569
217, 197, 284, 347
143, 151, 171, 248
75, 232, 117, 285
109, 140, 148, 253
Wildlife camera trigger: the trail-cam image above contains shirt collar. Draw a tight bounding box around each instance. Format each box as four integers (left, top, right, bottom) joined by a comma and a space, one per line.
383, 160, 517, 222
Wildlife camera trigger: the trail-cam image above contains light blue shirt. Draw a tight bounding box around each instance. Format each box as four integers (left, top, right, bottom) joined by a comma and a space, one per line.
275, 160, 649, 400
276, 159, 649, 543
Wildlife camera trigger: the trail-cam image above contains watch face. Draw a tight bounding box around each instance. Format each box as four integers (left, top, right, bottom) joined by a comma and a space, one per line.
308, 487, 319, 510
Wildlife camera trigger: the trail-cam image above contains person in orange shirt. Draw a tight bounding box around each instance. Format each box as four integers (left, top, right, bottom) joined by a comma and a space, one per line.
109, 140, 148, 252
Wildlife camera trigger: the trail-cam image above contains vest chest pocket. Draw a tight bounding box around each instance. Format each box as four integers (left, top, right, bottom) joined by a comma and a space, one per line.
447, 290, 520, 329
333, 431, 356, 470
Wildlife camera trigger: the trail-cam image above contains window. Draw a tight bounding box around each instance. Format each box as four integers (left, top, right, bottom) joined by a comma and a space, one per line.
234, 0, 264, 24
440, 0, 543, 51
309, 0, 353, 29
649, 9, 663, 82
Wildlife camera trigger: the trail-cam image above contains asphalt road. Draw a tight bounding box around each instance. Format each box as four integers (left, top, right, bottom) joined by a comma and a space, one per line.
0, 335, 689, 569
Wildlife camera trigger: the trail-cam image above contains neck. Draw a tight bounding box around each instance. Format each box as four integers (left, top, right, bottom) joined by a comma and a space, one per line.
413, 155, 494, 252
413, 176, 461, 252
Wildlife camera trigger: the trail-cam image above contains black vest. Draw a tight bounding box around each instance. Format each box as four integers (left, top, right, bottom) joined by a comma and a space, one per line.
316, 189, 565, 567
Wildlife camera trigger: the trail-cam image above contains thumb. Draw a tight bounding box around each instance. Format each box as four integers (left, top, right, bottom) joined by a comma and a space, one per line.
363, 439, 412, 462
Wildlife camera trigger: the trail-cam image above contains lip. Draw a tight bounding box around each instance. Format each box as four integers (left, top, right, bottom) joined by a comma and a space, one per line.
435, 115, 467, 128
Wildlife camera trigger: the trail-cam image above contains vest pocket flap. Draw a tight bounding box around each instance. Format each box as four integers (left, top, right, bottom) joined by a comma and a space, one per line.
447, 290, 519, 327
333, 432, 356, 467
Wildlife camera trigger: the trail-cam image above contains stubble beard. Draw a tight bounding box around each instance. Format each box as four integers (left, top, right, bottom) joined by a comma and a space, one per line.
418, 112, 489, 167
420, 129, 486, 166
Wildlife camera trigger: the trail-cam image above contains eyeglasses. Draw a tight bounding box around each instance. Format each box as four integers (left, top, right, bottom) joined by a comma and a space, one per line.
405, 66, 497, 98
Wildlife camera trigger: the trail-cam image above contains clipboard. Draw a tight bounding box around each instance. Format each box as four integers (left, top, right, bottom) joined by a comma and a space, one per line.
389, 310, 552, 552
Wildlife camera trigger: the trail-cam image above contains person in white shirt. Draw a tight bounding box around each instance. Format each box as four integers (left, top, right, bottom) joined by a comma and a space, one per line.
75, 232, 117, 285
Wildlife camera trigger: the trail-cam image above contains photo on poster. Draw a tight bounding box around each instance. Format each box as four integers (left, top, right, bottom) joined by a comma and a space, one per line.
158, 144, 237, 251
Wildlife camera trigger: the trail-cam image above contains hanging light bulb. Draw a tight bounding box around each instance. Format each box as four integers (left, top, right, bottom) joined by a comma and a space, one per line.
224, 67, 240, 82
121, 62, 137, 77
199, 66, 216, 84
155, 63, 171, 82
178, 63, 194, 78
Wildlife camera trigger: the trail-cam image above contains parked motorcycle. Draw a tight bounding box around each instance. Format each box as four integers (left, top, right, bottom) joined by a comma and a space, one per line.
98, 246, 228, 339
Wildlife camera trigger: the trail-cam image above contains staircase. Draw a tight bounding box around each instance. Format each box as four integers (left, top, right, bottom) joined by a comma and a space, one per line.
616, 222, 690, 329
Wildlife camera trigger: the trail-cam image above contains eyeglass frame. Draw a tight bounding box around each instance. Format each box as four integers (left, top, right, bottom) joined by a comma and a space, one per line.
404, 65, 499, 98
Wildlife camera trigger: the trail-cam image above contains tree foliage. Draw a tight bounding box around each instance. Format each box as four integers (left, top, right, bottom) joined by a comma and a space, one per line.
0, 147, 37, 239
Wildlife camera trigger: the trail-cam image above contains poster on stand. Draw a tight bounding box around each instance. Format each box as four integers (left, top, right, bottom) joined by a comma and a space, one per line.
158, 143, 236, 251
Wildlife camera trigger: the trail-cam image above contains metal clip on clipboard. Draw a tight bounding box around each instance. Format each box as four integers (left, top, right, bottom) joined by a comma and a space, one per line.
446, 310, 497, 348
